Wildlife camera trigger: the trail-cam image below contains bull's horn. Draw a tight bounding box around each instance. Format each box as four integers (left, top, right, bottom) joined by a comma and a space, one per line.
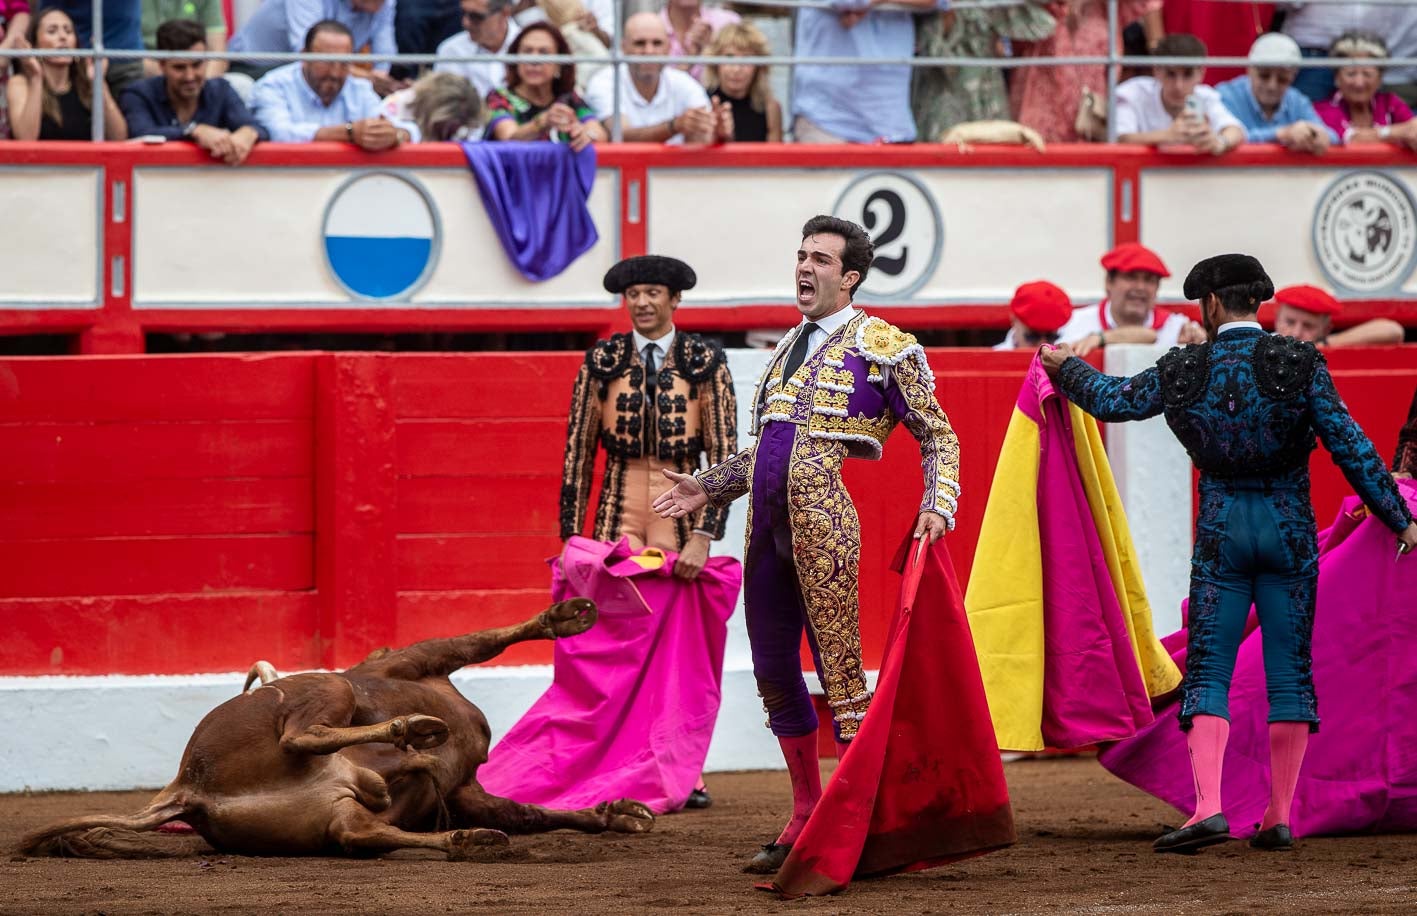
242, 661, 280, 693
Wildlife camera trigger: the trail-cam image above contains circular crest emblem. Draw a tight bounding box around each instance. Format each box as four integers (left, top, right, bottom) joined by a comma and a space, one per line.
832, 172, 942, 300
1312, 170, 1417, 294
323, 171, 441, 301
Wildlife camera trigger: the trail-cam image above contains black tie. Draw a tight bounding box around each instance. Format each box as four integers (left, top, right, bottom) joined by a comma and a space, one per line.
781, 322, 819, 381
642, 343, 658, 450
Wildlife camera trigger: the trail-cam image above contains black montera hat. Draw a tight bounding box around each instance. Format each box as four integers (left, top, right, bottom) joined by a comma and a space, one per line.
603, 256, 697, 295
1182, 254, 1274, 301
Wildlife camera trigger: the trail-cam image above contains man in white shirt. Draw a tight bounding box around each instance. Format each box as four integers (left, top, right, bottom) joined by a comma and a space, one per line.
583, 11, 732, 144
1056, 242, 1206, 355
1115, 33, 1247, 155
434, 0, 521, 98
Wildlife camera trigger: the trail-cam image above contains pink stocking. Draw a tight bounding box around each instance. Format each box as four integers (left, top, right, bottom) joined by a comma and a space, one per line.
775, 734, 823, 846
1184, 714, 1230, 826
1261, 722, 1309, 830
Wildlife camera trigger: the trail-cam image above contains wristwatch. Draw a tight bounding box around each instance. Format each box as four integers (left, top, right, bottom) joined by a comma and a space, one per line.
345, 121, 355, 142
182, 121, 197, 138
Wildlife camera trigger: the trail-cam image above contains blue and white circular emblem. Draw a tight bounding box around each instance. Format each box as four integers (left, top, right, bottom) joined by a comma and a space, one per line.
322, 172, 440, 300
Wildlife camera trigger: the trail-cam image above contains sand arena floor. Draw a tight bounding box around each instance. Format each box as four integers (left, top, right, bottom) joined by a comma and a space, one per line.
2, 757, 1414, 915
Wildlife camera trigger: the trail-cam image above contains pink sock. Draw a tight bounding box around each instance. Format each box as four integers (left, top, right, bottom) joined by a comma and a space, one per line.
694, 776, 707, 792
775, 734, 823, 846
834, 739, 851, 761
1184, 714, 1230, 826
1261, 722, 1309, 831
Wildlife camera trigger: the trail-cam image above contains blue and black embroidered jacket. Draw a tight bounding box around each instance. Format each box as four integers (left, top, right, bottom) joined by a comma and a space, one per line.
1056, 327, 1413, 535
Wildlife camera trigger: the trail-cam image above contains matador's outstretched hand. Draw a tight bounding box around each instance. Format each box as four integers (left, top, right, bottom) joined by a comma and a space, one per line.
654, 469, 709, 518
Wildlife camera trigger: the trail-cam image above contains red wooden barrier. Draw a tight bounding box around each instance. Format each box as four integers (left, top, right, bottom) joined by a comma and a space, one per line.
0, 348, 1412, 676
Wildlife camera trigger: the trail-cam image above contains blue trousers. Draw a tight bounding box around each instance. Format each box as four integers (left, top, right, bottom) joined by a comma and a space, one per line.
1179, 484, 1320, 731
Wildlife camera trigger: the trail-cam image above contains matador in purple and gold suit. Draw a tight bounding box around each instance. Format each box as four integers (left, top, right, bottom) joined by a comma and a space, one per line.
697, 308, 961, 741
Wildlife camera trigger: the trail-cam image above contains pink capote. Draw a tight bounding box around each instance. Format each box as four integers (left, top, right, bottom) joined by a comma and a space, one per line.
1100, 480, 1417, 837
478, 535, 742, 815
1031, 366, 1158, 747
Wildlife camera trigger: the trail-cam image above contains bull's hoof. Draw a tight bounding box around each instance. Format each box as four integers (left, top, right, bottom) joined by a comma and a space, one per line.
447, 828, 510, 861
603, 799, 654, 834
394, 714, 450, 750
541, 598, 597, 639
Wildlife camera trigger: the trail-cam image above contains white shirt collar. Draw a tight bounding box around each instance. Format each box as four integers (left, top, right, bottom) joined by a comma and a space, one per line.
1218, 320, 1263, 335
803, 305, 859, 339
632, 327, 675, 358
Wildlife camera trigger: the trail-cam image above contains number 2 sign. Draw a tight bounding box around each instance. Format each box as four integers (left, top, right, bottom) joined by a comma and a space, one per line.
832, 172, 943, 301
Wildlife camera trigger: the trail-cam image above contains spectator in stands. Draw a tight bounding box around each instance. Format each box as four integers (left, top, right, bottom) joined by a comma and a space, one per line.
791, 0, 944, 144
251, 19, 416, 146
1056, 242, 1206, 354
435, 0, 520, 99
1271, 284, 1405, 348
231, 0, 401, 97
1281, 2, 1410, 103
141, 0, 228, 77
911, 3, 1055, 144
1314, 32, 1417, 150
47, 0, 146, 94
662, 0, 738, 80
584, 11, 730, 144
6, 7, 128, 139
484, 21, 603, 149
1114, 33, 1246, 154
1161, 0, 1274, 86
993, 281, 1073, 351
380, 69, 482, 140
0, 0, 33, 139
120, 19, 265, 163
703, 22, 780, 142
1010, 0, 1162, 144
535, 0, 611, 92
392, 0, 462, 81
1216, 32, 1334, 154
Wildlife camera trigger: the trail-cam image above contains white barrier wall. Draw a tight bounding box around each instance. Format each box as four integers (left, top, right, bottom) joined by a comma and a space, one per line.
648, 168, 1114, 306
131, 167, 622, 308
0, 167, 102, 309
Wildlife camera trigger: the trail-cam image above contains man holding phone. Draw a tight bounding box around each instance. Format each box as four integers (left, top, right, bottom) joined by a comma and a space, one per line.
1115, 33, 1246, 155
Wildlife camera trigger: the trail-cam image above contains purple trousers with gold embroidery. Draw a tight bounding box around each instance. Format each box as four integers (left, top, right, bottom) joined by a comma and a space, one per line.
745, 422, 870, 741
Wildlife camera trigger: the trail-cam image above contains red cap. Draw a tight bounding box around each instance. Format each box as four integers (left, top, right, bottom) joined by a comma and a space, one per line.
1010, 281, 1073, 333
1100, 242, 1170, 278
1273, 284, 1341, 316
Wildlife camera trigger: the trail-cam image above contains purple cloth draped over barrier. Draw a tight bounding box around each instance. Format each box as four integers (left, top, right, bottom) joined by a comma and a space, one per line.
459, 141, 599, 281
1100, 479, 1417, 837
478, 536, 742, 814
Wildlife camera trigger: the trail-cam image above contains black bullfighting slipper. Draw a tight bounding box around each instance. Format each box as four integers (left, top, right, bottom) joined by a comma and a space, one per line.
1153, 814, 1233, 854
1249, 824, 1294, 851
684, 787, 712, 809
744, 843, 791, 874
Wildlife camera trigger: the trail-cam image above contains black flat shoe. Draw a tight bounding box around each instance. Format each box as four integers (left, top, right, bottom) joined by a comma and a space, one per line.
1250, 824, 1294, 851
684, 787, 712, 809
1153, 814, 1233, 854
744, 843, 791, 874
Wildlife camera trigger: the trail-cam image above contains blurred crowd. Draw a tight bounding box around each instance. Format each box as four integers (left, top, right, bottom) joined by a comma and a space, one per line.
2, 2, 1417, 155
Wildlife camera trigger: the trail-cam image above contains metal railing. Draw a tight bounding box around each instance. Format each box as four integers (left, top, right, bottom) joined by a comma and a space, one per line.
3, 0, 1417, 143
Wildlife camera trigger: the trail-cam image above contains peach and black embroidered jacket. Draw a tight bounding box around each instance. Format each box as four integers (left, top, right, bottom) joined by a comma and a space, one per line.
560, 331, 738, 546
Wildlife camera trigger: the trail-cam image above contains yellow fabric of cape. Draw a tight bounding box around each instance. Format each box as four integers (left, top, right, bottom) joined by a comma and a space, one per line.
964, 403, 1182, 752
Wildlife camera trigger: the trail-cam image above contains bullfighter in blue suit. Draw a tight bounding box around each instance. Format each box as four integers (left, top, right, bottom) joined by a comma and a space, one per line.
1042, 254, 1417, 855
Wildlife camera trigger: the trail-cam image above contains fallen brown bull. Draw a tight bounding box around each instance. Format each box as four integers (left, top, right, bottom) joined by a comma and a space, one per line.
18, 598, 654, 859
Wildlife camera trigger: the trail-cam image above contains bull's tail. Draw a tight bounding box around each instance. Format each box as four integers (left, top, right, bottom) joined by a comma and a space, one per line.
243, 660, 280, 693
16, 798, 191, 858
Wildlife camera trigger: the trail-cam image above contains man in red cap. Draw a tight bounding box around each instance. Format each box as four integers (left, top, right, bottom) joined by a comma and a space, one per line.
995, 280, 1074, 350
1057, 242, 1206, 355
1272, 284, 1404, 347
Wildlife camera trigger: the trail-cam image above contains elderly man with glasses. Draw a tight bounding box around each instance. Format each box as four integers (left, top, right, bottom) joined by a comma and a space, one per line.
1216, 33, 1336, 155
434, 0, 520, 98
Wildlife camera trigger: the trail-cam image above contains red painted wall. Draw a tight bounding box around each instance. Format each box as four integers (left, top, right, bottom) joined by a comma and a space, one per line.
1, 348, 1412, 676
